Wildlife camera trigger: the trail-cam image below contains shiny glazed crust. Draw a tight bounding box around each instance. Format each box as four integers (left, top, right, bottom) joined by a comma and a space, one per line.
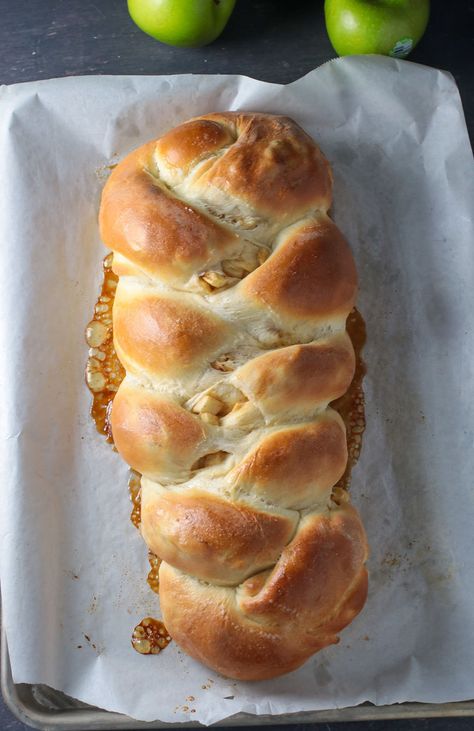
99, 112, 368, 680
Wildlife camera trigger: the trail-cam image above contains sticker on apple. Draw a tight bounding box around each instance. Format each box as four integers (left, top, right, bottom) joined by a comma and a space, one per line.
389, 37, 414, 58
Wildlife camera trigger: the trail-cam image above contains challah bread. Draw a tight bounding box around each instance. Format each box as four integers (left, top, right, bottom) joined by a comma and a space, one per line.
99, 112, 368, 680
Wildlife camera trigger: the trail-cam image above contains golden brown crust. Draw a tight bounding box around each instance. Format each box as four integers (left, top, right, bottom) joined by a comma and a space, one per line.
111, 381, 207, 481
243, 214, 357, 320
233, 332, 355, 418
113, 287, 232, 381
99, 142, 239, 282
154, 118, 235, 178
159, 566, 309, 680
141, 487, 297, 585
230, 414, 348, 510
99, 112, 368, 680
240, 505, 367, 623
185, 113, 333, 221
159, 505, 368, 680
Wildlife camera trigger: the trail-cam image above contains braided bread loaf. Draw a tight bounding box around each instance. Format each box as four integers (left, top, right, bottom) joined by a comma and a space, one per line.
99, 113, 368, 681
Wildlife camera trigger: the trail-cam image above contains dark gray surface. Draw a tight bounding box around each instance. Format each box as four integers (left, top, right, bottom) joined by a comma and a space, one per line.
1, 0, 473, 729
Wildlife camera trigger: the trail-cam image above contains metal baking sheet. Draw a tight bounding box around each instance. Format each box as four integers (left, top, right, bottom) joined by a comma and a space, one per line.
3, 631, 474, 729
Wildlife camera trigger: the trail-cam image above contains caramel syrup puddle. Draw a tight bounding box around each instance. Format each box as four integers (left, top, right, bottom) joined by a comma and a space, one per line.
147, 551, 162, 595
131, 617, 171, 655
86, 256, 366, 654
85, 253, 124, 441
127, 471, 161, 593
128, 469, 142, 529
332, 308, 367, 490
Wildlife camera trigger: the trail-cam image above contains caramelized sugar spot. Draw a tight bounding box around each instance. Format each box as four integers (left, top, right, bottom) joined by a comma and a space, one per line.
147, 551, 161, 594
131, 617, 171, 655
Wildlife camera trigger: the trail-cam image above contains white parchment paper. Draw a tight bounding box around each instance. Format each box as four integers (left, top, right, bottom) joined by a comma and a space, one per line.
1, 56, 474, 725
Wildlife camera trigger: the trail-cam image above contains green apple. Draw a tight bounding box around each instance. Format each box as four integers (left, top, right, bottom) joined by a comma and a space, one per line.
127, 0, 236, 47
325, 0, 430, 58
